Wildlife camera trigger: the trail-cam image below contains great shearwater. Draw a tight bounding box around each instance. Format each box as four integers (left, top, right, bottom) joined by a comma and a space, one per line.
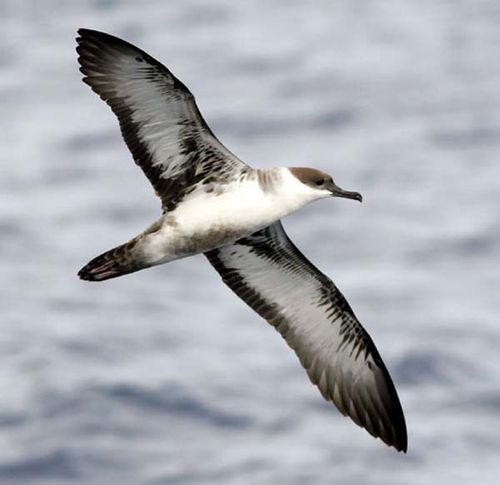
76, 29, 407, 452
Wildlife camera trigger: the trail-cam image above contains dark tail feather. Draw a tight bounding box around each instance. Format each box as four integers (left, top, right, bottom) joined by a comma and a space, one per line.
78, 243, 142, 281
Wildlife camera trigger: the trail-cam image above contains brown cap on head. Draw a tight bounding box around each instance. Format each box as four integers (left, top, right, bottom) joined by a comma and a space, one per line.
289, 167, 331, 187
289, 167, 362, 202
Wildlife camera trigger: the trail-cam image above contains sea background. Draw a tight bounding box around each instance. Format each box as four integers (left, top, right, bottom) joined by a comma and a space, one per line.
1, 1, 500, 483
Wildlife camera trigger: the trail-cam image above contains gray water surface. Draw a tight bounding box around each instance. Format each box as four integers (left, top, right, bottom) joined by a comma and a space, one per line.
1, 1, 500, 483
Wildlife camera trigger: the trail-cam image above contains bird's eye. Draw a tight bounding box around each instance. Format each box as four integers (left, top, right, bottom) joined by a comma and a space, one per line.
315, 179, 324, 186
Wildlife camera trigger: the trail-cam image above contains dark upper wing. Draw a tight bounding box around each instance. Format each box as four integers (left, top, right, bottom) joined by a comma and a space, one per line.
76, 29, 245, 211
205, 222, 407, 452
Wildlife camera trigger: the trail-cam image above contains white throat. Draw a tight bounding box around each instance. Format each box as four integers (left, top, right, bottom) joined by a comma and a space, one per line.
274, 167, 329, 212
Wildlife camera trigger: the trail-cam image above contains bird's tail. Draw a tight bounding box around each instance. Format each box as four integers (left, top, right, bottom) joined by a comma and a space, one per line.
78, 239, 145, 281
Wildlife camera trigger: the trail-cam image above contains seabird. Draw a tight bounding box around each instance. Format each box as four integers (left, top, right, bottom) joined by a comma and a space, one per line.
76, 29, 407, 452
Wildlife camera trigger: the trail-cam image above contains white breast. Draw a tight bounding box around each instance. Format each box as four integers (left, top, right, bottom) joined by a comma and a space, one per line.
174, 169, 316, 236
174, 180, 277, 233
141, 168, 321, 264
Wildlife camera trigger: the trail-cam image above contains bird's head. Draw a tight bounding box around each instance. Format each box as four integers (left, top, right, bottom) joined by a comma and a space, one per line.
288, 167, 362, 203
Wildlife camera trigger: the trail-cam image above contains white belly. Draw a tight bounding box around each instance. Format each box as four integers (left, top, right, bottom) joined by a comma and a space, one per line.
141, 178, 305, 264
176, 182, 284, 234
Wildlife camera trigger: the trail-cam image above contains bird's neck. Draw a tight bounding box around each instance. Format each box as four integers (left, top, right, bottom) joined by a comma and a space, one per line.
253, 168, 283, 193
252, 167, 323, 216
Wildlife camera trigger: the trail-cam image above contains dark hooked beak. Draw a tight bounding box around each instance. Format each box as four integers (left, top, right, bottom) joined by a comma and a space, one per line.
326, 181, 363, 203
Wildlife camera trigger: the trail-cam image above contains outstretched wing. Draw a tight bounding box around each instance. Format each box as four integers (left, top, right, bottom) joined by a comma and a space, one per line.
76, 29, 246, 211
206, 222, 407, 452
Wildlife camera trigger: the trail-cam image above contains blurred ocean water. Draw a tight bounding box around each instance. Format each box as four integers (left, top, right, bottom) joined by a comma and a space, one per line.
1, 0, 500, 483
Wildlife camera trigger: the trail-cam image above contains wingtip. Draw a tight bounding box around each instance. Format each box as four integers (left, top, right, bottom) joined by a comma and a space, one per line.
395, 403, 408, 453
76, 28, 119, 47
76, 27, 94, 42
394, 441, 408, 454
366, 417, 407, 453
77, 27, 102, 37
388, 419, 408, 453
397, 433, 408, 454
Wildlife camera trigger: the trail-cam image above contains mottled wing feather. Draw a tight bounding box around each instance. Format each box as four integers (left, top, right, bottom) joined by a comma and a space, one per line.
205, 222, 407, 452
76, 28, 246, 211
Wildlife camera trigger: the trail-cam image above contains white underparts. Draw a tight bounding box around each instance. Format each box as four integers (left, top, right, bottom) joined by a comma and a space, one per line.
137, 167, 329, 266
